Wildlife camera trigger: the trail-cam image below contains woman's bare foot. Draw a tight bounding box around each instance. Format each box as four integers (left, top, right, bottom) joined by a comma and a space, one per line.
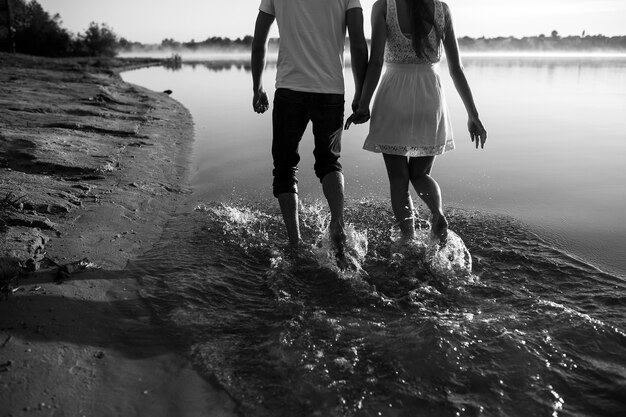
431, 212, 448, 244
398, 217, 416, 243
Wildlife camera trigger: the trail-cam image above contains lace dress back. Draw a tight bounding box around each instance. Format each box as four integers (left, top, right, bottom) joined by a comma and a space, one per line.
363, 0, 454, 157
384, 0, 446, 65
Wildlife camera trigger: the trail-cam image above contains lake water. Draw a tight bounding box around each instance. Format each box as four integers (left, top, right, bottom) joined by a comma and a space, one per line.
121, 57, 626, 416
123, 57, 626, 278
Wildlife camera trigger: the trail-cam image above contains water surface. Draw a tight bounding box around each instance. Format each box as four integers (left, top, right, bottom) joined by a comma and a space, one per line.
128, 201, 626, 416
121, 57, 626, 416
123, 57, 626, 277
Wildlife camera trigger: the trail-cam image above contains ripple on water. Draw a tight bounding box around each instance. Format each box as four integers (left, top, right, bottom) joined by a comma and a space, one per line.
129, 200, 626, 417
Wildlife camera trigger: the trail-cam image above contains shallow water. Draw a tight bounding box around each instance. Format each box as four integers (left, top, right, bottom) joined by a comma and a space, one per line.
129, 201, 626, 416
121, 57, 626, 415
122, 57, 626, 278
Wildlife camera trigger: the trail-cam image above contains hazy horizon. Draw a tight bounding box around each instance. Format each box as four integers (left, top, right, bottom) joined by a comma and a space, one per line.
124, 32, 626, 46
37, 0, 626, 44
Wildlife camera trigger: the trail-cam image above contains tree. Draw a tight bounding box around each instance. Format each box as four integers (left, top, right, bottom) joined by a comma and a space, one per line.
161, 37, 181, 50
5, 0, 72, 56
118, 37, 129, 49
242, 35, 253, 46
1, 0, 17, 52
76, 21, 118, 57
184, 39, 197, 50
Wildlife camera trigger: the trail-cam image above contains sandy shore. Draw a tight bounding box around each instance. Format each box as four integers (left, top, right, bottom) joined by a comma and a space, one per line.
0, 53, 236, 416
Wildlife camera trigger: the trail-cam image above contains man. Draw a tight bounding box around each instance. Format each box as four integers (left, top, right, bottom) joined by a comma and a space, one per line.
251, 0, 368, 253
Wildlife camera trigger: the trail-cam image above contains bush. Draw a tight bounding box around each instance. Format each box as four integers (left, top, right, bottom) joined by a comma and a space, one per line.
74, 22, 118, 57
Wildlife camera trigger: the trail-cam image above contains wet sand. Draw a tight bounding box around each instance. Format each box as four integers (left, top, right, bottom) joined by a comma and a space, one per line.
0, 53, 236, 416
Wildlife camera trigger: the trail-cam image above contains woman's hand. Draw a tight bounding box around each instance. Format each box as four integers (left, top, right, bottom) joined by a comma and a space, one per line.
344, 108, 371, 130
468, 116, 487, 149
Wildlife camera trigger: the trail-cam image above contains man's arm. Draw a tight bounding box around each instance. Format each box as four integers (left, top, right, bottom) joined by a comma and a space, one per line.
251, 11, 275, 114
346, 7, 368, 112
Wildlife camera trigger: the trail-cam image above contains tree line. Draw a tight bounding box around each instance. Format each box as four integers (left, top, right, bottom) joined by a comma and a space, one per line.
120, 36, 260, 54
0, 0, 118, 57
126, 32, 626, 55
2, 0, 625, 57
458, 31, 626, 52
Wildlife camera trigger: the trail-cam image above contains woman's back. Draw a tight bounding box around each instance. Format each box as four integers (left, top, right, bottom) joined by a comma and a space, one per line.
384, 0, 446, 64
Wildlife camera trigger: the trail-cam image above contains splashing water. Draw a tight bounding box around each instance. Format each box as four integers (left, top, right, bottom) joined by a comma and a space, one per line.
129, 200, 626, 417
424, 230, 473, 279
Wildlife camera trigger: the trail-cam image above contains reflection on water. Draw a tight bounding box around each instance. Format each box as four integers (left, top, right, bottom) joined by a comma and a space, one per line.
461, 55, 626, 69
163, 59, 252, 72
159, 55, 626, 73
121, 56, 626, 277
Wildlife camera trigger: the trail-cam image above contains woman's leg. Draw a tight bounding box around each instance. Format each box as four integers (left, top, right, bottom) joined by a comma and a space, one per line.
382, 154, 415, 239
408, 156, 448, 241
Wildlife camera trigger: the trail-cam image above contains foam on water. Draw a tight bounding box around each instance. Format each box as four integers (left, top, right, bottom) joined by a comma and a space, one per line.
129, 200, 626, 417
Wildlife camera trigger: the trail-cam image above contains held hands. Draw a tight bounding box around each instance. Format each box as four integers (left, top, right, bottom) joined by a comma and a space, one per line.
468, 115, 487, 149
253, 88, 269, 114
344, 108, 371, 130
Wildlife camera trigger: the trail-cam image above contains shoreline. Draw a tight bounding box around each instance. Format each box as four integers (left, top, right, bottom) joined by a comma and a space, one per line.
0, 53, 236, 416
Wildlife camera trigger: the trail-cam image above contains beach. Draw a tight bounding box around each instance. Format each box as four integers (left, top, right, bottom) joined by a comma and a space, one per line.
3, 53, 625, 416
0, 53, 236, 416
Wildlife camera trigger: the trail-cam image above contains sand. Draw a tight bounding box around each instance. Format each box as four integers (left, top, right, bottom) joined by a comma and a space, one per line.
0, 53, 237, 416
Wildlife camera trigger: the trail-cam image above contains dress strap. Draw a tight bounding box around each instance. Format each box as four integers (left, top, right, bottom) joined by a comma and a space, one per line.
386, 0, 401, 39
436, 0, 446, 40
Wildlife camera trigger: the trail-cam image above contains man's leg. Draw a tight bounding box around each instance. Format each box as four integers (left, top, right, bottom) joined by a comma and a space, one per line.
272, 89, 309, 246
310, 93, 346, 249
277, 192, 301, 246
322, 171, 346, 244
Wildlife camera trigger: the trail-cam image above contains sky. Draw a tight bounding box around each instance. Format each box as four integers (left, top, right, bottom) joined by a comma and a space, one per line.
37, 0, 626, 44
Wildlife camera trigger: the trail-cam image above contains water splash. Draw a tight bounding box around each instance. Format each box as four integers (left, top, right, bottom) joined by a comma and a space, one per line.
381, 220, 474, 291
311, 224, 368, 274
130, 200, 626, 417
424, 230, 473, 279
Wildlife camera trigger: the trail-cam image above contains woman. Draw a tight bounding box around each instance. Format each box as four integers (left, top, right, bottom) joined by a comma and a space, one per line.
345, 0, 487, 243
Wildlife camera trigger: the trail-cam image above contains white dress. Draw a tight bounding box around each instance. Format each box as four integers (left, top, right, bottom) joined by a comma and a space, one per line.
363, 0, 454, 157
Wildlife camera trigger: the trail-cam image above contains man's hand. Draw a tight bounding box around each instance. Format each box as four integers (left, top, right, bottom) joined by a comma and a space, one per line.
344, 108, 370, 130
251, 11, 274, 114
253, 89, 269, 114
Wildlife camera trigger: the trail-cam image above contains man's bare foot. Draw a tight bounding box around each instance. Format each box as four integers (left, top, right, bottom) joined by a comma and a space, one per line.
288, 238, 304, 248
431, 213, 448, 244
330, 222, 346, 247
330, 221, 348, 268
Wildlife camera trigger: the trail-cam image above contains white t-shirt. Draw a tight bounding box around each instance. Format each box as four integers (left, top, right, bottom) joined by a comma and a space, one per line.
259, 0, 362, 94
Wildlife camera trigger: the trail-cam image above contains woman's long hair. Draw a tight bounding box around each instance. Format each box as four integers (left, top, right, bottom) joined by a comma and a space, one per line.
407, 0, 440, 61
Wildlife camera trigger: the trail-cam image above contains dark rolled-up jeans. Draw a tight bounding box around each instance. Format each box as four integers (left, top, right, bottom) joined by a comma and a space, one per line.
271, 88, 344, 198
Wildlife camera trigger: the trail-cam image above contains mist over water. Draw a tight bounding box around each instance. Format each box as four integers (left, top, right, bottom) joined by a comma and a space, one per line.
119, 48, 255, 61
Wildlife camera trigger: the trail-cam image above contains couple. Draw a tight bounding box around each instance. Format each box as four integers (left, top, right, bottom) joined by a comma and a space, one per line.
251, 0, 486, 254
